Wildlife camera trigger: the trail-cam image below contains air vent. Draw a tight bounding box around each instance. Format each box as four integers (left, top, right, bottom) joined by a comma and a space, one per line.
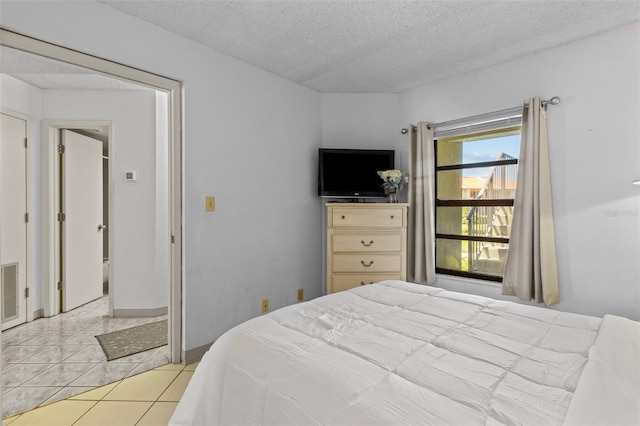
2, 263, 19, 323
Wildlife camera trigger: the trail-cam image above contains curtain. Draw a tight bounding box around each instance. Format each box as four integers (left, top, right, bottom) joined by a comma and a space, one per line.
502, 97, 559, 305
408, 122, 436, 284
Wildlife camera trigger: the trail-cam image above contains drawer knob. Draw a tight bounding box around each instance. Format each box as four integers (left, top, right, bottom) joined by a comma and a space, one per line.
360, 260, 374, 267
341, 215, 346, 219
361, 240, 374, 247
390, 215, 394, 219
360, 281, 374, 286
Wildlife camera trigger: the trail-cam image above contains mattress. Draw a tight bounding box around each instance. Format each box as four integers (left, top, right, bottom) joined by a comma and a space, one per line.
170, 280, 640, 425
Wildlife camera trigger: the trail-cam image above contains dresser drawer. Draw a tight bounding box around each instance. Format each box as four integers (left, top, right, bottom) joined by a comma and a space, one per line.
332, 233, 402, 252
332, 208, 403, 228
332, 254, 401, 273
331, 274, 402, 293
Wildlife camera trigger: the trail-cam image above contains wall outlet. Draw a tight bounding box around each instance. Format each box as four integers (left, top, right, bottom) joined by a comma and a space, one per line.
261, 299, 269, 313
297, 288, 304, 302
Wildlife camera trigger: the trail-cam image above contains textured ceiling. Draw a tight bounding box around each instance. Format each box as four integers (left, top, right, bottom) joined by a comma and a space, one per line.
99, 0, 640, 93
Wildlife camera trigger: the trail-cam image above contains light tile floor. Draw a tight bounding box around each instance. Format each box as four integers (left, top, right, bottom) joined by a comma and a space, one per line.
2, 362, 197, 426
1, 296, 169, 418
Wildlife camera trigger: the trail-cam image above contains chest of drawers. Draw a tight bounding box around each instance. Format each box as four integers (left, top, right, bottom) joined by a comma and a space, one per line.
326, 203, 408, 293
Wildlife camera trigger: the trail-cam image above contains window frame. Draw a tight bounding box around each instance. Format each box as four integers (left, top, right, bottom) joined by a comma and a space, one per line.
434, 126, 520, 282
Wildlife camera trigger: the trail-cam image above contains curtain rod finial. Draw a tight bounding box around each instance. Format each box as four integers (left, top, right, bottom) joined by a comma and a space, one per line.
401, 128, 409, 134
542, 96, 560, 107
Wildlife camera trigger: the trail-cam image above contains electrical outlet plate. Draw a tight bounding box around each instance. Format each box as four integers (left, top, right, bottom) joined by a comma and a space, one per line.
297, 288, 304, 302
261, 299, 269, 313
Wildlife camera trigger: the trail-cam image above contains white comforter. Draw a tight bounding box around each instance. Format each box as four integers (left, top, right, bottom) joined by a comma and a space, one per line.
170, 281, 639, 426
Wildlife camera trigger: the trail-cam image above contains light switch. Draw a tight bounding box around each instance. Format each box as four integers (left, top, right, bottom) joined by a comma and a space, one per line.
205, 196, 215, 212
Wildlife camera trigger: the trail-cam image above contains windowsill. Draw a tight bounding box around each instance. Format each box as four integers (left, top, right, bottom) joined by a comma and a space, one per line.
435, 273, 502, 289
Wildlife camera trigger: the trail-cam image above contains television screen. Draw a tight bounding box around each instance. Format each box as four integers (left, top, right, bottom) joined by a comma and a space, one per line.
318, 148, 395, 198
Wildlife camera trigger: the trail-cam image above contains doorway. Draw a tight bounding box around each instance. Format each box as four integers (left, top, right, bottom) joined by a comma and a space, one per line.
40, 122, 113, 317
0, 29, 182, 363
54, 127, 108, 315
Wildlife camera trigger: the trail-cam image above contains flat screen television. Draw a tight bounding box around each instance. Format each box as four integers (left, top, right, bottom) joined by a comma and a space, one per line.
318, 148, 395, 198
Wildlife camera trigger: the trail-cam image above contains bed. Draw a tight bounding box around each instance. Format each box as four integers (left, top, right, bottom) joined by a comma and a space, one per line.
170, 280, 640, 425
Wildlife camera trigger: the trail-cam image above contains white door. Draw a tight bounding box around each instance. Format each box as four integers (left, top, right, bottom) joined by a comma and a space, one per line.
0, 113, 28, 330
61, 130, 103, 312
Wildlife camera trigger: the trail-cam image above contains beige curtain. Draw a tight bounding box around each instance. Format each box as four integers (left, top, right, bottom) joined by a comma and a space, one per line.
502, 97, 559, 305
408, 122, 436, 284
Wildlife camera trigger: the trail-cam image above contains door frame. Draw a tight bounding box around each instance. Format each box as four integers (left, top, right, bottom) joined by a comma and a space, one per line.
0, 29, 183, 363
42, 121, 113, 317
0, 108, 33, 326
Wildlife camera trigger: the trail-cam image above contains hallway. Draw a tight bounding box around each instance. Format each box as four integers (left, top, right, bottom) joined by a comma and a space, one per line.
1, 296, 168, 418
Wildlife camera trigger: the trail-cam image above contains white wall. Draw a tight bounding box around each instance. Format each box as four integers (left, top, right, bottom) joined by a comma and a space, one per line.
321, 93, 404, 163
41, 90, 165, 311
399, 23, 640, 320
0, 74, 43, 313
0, 0, 323, 351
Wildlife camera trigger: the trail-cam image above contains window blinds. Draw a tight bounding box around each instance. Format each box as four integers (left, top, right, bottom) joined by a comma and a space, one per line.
434, 106, 523, 139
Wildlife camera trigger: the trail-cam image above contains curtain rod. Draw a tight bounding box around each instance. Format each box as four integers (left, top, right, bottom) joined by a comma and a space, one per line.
400, 96, 560, 134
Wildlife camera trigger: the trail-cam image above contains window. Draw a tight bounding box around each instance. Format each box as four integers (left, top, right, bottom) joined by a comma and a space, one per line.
435, 126, 520, 281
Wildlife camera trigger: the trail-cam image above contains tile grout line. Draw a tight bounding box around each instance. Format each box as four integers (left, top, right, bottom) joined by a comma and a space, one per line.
68, 400, 99, 426
71, 365, 186, 426
2, 363, 191, 425
137, 365, 187, 425
155, 366, 187, 403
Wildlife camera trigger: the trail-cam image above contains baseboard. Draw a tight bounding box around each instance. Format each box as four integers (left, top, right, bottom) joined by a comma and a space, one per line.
112, 306, 168, 317
33, 308, 44, 320
182, 342, 213, 365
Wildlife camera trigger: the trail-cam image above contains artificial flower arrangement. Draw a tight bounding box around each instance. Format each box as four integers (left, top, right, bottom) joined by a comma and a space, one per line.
377, 169, 409, 202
